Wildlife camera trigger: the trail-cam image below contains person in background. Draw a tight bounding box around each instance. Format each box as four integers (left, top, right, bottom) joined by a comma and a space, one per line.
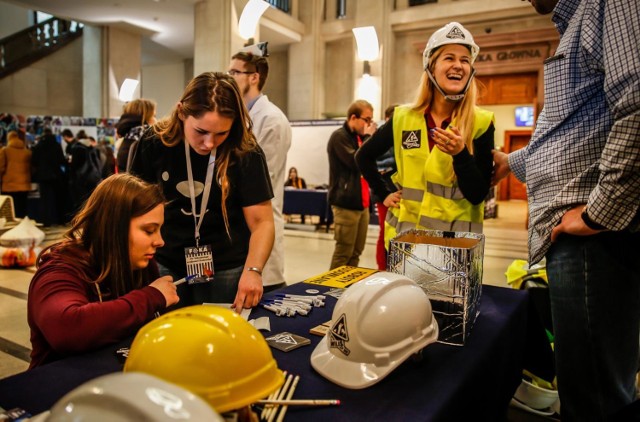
27, 174, 178, 368
31, 128, 66, 226
68, 130, 102, 214
356, 22, 494, 252
285, 167, 306, 189
284, 166, 307, 224
116, 99, 157, 173
61, 128, 76, 161
58, 128, 77, 222
88, 136, 113, 179
100, 140, 116, 178
228, 43, 292, 292
327, 99, 376, 270
0, 130, 32, 218
492, 0, 639, 419
130, 72, 274, 312
367, 104, 398, 270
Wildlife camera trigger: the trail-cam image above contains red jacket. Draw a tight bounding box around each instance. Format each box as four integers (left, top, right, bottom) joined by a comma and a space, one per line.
27, 247, 166, 368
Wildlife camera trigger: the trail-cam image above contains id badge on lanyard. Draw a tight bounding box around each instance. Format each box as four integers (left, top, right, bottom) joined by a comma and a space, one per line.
183, 140, 216, 284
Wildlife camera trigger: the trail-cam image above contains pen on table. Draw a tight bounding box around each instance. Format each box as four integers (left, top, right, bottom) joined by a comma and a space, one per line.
257, 399, 340, 406
174, 274, 197, 286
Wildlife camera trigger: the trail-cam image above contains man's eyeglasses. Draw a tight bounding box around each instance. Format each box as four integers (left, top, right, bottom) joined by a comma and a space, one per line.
357, 116, 373, 124
227, 69, 255, 76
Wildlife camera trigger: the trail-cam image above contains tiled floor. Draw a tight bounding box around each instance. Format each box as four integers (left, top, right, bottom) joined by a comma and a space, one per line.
1, 200, 552, 420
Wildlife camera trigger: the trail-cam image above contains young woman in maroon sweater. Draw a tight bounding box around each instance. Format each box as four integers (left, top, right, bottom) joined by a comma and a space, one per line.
27, 174, 180, 368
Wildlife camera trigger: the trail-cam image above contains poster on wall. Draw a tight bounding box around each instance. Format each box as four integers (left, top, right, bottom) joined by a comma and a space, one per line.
287, 120, 343, 187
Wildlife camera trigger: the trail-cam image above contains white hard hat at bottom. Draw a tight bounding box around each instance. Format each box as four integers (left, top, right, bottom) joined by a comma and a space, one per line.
311, 272, 438, 389
45, 372, 223, 421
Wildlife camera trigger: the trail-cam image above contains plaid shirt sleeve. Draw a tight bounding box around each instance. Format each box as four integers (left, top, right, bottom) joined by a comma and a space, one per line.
587, 0, 640, 230
506, 0, 640, 264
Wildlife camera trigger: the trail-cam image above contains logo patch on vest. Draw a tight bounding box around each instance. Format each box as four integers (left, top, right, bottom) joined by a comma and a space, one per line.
402, 130, 421, 149
446, 25, 466, 41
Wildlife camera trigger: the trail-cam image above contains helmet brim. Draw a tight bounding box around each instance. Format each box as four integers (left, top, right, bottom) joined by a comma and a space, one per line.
310, 319, 438, 389
310, 335, 393, 389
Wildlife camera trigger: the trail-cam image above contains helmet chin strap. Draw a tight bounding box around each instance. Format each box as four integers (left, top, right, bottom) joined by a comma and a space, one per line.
426, 68, 476, 102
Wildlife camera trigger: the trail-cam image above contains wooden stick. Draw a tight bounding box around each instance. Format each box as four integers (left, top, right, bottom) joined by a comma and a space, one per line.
265, 373, 293, 422
260, 371, 287, 420
275, 375, 300, 422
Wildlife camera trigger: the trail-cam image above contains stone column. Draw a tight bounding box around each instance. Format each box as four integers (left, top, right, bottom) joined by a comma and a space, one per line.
85, 26, 142, 118
353, 0, 390, 120
193, 0, 242, 77
287, 0, 324, 120
82, 25, 103, 118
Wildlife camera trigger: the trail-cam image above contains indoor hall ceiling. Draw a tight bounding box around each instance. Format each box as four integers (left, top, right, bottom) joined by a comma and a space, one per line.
4, 0, 297, 65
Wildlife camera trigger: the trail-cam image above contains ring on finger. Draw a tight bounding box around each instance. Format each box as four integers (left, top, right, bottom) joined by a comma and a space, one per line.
445, 139, 450, 146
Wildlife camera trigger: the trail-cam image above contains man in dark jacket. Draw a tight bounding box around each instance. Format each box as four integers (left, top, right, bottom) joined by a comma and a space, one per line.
327, 99, 376, 269
32, 129, 66, 226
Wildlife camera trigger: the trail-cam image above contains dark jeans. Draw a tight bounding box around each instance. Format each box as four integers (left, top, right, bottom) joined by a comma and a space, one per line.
157, 262, 244, 307
6, 191, 28, 218
546, 231, 640, 421
38, 180, 64, 226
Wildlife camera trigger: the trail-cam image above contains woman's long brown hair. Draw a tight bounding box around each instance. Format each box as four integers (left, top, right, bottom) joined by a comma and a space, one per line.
152, 72, 258, 236
38, 174, 165, 297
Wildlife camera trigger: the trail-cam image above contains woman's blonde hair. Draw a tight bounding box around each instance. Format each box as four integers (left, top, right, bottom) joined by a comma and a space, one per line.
410, 47, 479, 153
39, 174, 166, 298
152, 72, 258, 236
124, 99, 157, 126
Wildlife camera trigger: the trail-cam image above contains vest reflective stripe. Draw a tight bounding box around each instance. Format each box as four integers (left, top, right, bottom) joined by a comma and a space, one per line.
384, 105, 494, 248
418, 215, 483, 233
427, 181, 465, 200
386, 209, 398, 226
399, 186, 424, 202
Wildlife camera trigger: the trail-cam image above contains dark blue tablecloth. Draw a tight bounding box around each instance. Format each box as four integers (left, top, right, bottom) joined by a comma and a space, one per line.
0, 284, 530, 421
283, 188, 332, 231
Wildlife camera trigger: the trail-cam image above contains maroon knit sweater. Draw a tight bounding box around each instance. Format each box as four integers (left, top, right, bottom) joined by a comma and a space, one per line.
27, 248, 165, 369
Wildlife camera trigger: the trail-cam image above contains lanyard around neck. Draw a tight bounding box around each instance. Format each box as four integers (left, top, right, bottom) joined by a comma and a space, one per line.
184, 140, 216, 246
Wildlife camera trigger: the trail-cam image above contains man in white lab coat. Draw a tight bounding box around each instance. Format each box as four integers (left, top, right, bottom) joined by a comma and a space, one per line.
229, 43, 292, 291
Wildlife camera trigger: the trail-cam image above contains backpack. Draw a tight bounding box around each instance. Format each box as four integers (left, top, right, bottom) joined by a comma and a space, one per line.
74, 144, 103, 189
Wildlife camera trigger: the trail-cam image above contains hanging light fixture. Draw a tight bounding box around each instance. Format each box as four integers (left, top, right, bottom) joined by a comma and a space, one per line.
118, 78, 139, 102
239, 0, 270, 42
352, 26, 379, 75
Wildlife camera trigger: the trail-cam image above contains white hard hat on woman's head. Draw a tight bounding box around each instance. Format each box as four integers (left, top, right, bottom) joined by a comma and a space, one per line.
422, 22, 480, 69
310, 272, 439, 389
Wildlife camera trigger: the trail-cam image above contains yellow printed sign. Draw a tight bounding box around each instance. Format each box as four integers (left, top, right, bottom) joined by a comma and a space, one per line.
303, 266, 378, 288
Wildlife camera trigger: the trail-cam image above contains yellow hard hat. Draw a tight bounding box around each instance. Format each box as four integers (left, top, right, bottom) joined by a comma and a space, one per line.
124, 305, 284, 413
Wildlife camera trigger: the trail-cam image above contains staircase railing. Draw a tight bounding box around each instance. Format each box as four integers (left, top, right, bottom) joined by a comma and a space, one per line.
0, 17, 83, 79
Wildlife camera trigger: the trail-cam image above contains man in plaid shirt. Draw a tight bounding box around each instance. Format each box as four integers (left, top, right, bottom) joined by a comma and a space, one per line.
493, 0, 640, 419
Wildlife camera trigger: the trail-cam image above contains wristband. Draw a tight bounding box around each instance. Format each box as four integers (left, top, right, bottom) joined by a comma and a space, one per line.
246, 267, 263, 276
581, 207, 606, 231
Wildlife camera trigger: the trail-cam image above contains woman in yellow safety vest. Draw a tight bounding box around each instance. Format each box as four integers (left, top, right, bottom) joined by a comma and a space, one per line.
356, 21, 495, 250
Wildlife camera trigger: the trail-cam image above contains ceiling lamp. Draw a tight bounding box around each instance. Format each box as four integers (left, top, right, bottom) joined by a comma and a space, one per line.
239, 0, 270, 40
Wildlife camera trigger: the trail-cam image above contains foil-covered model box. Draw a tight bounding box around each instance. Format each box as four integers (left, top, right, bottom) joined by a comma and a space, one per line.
388, 229, 485, 346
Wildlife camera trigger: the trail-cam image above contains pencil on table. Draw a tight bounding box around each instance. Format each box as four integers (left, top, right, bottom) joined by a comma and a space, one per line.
258, 399, 340, 406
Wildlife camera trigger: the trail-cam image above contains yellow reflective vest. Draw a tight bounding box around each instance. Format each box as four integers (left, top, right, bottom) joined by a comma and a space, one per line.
384, 105, 494, 248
